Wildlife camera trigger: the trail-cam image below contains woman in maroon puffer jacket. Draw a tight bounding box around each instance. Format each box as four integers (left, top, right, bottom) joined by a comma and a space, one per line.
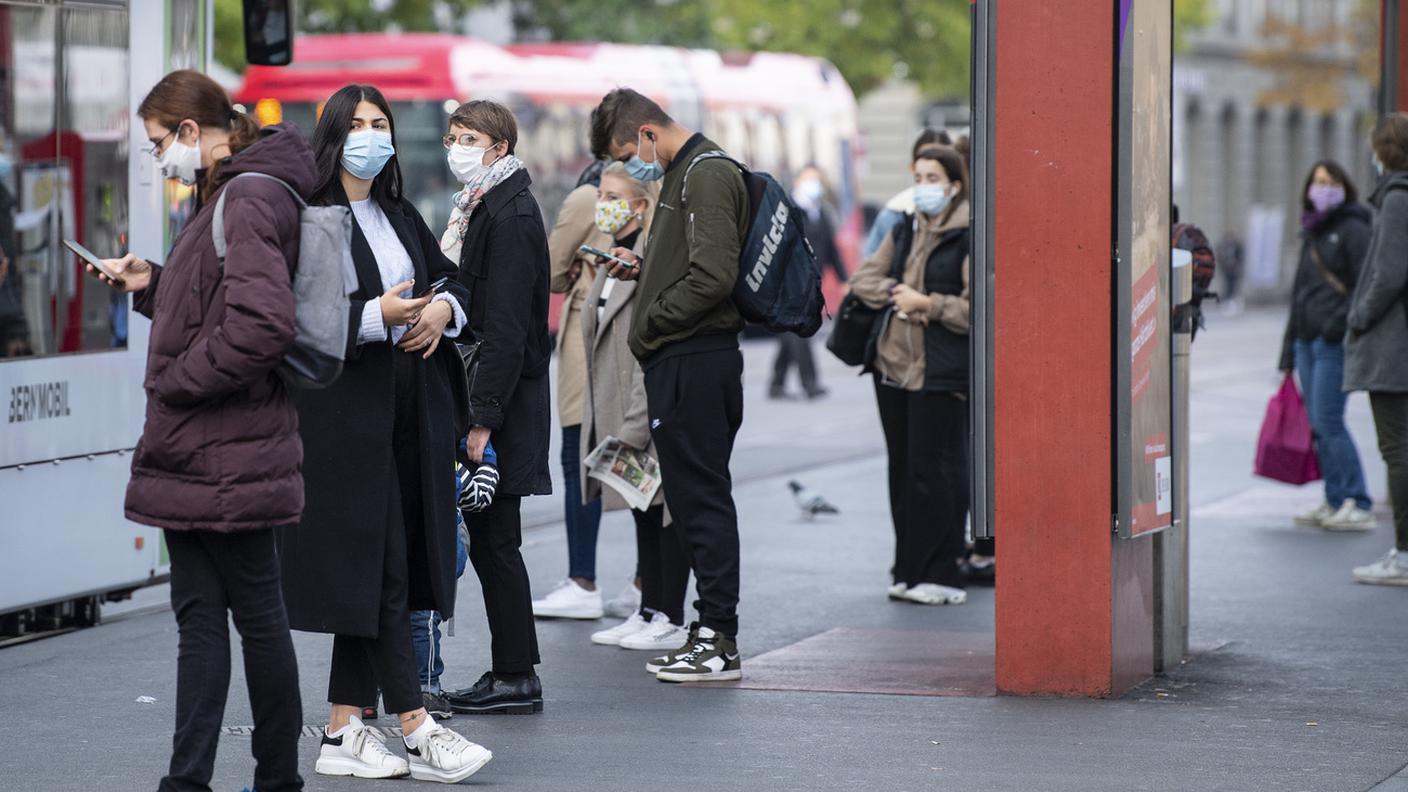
89, 70, 311, 792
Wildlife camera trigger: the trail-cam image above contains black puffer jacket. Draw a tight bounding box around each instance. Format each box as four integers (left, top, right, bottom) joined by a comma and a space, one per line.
1279, 202, 1372, 370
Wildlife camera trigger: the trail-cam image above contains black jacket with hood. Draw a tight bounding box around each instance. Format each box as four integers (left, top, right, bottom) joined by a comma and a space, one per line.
1279, 201, 1372, 370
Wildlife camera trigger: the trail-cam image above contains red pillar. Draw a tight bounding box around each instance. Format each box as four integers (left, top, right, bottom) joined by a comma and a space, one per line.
992, 0, 1154, 696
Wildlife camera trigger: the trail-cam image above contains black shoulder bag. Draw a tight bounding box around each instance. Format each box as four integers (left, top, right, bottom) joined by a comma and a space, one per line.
826, 220, 911, 367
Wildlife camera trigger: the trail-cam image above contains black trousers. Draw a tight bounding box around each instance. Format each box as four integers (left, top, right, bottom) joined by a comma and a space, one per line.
770, 333, 819, 393
646, 348, 745, 636
326, 350, 424, 715
162, 529, 303, 792
466, 495, 541, 673
873, 379, 968, 587
634, 503, 691, 625
1370, 392, 1408, 552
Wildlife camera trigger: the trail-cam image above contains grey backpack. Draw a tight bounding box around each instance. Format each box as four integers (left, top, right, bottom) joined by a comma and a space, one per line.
212, 172, 356, 389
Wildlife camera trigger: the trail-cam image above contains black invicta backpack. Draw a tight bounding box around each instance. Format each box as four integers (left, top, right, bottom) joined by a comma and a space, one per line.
682, 151, 825, 337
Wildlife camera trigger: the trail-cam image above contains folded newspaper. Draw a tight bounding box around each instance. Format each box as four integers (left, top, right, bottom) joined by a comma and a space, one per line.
584, 436, 662, 511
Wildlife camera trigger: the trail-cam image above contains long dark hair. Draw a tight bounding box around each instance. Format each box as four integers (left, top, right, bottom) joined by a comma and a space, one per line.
1301, 159, 1358, 213
137, 69, 260, 196
310, 84, 403, 208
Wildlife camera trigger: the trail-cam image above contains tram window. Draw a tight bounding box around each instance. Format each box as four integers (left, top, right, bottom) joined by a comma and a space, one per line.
0, 4, 131, 361
244, 0, 292, 67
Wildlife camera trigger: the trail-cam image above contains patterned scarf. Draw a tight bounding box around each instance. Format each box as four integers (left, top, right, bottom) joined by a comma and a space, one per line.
440, 154, 525, 261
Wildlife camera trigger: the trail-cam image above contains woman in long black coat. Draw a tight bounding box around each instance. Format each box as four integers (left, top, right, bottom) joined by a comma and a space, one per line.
277, 84, 492, 784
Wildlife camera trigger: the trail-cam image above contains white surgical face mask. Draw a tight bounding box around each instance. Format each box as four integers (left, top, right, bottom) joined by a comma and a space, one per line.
157, 135, 202, 186
448, 143, 500, 185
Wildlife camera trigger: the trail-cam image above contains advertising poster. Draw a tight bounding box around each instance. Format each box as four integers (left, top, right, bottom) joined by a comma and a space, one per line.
1115, 0, 1173, 537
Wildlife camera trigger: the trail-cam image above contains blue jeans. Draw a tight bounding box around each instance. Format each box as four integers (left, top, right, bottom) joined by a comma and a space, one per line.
1295, 338, 1371, 510
410, 479, 470, 694
562, 425, 604, 581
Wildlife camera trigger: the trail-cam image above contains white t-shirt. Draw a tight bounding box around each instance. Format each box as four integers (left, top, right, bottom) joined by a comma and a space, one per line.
352, 198, 463, 345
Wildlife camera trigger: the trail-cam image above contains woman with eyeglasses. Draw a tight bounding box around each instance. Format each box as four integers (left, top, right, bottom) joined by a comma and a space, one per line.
86, 69, 308, 792
275, 84, 493, 784
437, 100, 553, 717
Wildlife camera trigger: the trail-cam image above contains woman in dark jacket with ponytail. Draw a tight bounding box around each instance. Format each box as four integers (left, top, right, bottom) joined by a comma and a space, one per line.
848, 145, 972, 608
1279, 160, 1374, 531
91, 70, 309, 792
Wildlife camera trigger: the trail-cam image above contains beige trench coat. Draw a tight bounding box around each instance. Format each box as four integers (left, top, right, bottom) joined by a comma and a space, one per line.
548, 183, 615, 427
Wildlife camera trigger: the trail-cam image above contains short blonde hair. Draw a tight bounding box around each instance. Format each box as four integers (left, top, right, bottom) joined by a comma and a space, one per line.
600, 161, 659, 233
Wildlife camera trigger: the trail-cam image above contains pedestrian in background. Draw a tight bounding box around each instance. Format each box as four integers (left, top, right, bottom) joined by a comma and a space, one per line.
440, 99, 553, 715
862, 128, 950, 258
848, 145, 972, 607
534, 161, 611, 621
577, 162, 694, 653
1279, 160, 1375, 532
1216, 227, 1245, 314
1347, 113, 1408, 586
770, 163, 843, 401
98, 69, 308, 792
279, 84, 492, 784
590, 87, 749, 682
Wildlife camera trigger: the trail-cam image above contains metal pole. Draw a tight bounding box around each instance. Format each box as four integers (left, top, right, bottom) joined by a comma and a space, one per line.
1156, 254, 1193, 673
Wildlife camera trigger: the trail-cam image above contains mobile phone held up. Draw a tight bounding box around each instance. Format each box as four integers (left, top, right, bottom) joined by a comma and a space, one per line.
579, 244, 636, 270
414, 276, 450, 298
66, 239, 126, 287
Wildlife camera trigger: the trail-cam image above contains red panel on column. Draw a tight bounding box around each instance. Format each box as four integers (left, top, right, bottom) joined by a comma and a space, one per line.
992, 0, 1119, 696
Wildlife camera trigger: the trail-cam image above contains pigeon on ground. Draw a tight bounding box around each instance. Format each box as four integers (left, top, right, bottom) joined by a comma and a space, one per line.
789, 480, 839, 519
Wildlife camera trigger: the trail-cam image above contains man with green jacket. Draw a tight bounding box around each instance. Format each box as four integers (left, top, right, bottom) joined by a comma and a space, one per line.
589, 87, 748, 683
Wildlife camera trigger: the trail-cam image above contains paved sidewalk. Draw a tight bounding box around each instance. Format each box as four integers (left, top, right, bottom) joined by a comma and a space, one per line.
2, 311, 1406, 791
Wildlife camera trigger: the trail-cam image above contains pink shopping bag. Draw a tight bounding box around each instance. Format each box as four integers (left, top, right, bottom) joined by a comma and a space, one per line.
1253, 374, 1321, 485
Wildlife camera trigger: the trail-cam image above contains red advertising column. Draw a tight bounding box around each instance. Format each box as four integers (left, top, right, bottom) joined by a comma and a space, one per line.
991, 0, 1155, 696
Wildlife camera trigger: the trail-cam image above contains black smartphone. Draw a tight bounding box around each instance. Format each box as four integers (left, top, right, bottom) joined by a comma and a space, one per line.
66, 239, 126, 287
579, 244, 636, 269
414, 276, 450, 298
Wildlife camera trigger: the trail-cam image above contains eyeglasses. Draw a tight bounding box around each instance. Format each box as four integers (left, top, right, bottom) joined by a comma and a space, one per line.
443, 133, 494, 150
147, 128, 176, 160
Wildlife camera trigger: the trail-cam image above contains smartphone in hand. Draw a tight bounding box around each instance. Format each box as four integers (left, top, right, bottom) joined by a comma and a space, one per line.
414, 276, 450, 298
579, 244, 636, 270
66, 239, 126, 287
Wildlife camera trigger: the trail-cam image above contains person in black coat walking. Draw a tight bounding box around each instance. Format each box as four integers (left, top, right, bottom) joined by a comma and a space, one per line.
1278, 160, 1375, 531
437, 100, 553, 715
770, 164, 844, 400
278, 85, 493, 784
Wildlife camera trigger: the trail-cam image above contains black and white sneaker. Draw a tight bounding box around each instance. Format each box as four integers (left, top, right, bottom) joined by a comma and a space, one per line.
315, 716, 410, 779
645, 622, 700, 674
403, 716, 493, 783
654, 625, 742, 683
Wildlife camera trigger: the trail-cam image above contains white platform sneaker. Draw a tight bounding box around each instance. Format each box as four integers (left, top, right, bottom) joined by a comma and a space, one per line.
902, 583, 968, 605
620, 613, 690, 651
403, 716, 493, 784
532, 579, 604, 619
591, 612, 649, 646
315, 716, 410, 779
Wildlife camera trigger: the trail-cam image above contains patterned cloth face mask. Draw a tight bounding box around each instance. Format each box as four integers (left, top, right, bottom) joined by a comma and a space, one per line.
594, 199, 635, 235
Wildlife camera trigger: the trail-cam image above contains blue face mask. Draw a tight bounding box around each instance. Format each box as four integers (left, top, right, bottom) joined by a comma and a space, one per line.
342, 130, 395, 181
914, 183, 951, 216
624, 131, 664, 182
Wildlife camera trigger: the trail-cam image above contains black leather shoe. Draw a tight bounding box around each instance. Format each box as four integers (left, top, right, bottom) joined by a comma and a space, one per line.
447, 671, 543, 714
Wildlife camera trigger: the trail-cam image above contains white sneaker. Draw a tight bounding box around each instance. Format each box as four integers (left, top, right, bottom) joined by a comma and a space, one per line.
902, 583, 967, 605
603, 581, 643, 619
619, 613, 689, 651
532, 579, 604, 619
1323, 500, 1376, 532
403, 716, 493, 784
591, 612, 649, 646
887, 582, 908, 600
1352, 548, 1408, 586
1293, 501, 1336, 527
315, 716, 410, 779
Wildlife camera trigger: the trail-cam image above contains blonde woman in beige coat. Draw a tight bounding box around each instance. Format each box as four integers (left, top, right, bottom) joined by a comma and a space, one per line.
535, 172, 613, 619
579, 163, 693, 652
